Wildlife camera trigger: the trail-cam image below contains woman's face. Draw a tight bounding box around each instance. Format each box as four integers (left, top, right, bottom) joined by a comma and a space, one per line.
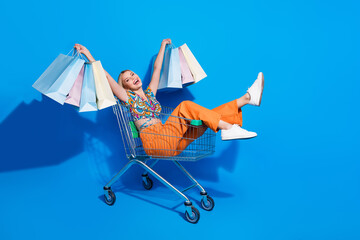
120, 70, 142, 90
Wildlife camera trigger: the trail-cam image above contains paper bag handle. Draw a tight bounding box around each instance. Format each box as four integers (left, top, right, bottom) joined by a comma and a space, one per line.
66, 48, 86, 60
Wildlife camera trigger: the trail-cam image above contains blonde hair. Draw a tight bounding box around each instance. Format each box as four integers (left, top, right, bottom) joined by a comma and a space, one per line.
117, 69, 131, 88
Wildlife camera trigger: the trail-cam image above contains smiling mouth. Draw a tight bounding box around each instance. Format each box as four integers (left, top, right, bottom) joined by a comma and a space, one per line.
134, 79, 140, 85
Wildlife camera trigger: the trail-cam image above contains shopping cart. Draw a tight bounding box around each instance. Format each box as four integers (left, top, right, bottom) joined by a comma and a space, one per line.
103, 100, 216, 223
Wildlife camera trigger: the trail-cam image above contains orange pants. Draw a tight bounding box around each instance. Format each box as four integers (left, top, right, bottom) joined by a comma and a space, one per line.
140, 100, 242, 157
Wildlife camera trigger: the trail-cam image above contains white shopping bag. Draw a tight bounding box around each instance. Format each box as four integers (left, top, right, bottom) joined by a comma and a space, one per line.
92, 61, 116, 110
179, 43, 207, 83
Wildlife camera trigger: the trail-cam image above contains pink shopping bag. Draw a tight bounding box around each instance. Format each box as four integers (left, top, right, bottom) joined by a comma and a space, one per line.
65, 65, 85, 107
178, 48, 195, 86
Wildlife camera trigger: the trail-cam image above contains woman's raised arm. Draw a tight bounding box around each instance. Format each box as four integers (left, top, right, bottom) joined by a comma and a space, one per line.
74, 44, 128, 103
148, 39, 171, 95
103, 69, 128, 102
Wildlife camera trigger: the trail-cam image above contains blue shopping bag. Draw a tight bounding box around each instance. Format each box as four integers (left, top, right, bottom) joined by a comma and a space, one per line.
79, 63, 98, 112
32, 49, 85, 104
155, 44, 183, 92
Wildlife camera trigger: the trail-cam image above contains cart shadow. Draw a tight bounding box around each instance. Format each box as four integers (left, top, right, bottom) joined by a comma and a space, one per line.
181, 141, 239, 182
97, 186, 184, 215
97, 183, 233, 221
97, 185, 226, 218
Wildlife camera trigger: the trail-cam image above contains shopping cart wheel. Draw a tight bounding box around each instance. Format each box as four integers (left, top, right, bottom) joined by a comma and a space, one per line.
142, 176, 153, 190
104, 190, 116, 206
185, 206, 200, 224
201, 196, 215, 211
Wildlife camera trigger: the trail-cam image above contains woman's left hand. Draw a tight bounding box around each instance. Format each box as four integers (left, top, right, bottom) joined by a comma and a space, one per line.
161, 38, 172, 46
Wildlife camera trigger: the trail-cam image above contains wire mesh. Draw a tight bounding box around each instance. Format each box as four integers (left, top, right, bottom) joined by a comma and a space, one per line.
112, 100, 216, 161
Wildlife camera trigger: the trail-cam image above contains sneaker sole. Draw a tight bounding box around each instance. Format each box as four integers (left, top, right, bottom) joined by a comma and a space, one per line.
221, 134, 257, 141
258, 72, 264, 106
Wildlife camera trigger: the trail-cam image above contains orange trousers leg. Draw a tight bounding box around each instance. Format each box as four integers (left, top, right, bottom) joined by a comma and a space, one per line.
175, 100, 242, 153
140, 100, 242, 157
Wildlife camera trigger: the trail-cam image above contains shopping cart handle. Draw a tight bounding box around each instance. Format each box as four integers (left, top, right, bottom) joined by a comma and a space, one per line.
190, 120, 203, 126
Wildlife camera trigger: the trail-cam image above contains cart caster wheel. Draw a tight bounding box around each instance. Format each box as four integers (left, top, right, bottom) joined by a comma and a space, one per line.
201, 196, 215, 211
185, 206, 200, 224
104, 190, 116, 206
142, 176, 153, 190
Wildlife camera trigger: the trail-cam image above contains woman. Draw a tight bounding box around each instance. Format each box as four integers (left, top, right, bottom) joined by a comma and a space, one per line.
74, 39, 264, 157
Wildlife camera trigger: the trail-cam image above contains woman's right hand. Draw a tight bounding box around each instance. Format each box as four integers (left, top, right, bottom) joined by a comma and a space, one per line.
161, 38, 172, 46
74, 43, 95, 62
74, 43, 90, 55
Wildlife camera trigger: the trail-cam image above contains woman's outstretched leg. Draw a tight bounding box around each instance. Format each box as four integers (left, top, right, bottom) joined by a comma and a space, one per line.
236, 93, 251, 109
171, 72, 265, 150
216, 72, 264, 140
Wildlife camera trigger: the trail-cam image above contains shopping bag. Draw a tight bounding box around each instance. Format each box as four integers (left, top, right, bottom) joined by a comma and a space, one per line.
178, 48, 195, 86
157, 44, 182, 91
32, 50, 85, 104
92, 61, 116, 109
79, 63, 97, 112
65, 65, 85, 107
157, 44, 170, 90
179, 44, 207, 83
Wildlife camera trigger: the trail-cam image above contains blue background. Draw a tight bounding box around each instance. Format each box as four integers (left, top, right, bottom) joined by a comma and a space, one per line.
1, 0, 359, 239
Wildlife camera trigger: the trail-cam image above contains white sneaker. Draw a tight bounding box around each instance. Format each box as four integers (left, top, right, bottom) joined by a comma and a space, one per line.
221, 124, 257, 140
247, 72, 264, 106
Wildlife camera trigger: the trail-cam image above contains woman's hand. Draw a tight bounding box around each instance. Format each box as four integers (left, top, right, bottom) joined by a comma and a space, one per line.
161, 38, 172, 46
73, 43, 95, 62
149, 38, 172, 95
74, 43, 90, 55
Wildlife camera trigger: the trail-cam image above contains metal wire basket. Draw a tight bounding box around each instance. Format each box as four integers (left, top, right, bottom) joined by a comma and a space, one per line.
112, 100, 216, 161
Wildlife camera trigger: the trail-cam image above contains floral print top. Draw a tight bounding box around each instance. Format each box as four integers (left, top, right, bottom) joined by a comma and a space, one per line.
121, 86, 162, 123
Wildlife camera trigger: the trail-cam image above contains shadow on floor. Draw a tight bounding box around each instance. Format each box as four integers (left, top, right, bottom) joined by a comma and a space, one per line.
0, 97, 94, 172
